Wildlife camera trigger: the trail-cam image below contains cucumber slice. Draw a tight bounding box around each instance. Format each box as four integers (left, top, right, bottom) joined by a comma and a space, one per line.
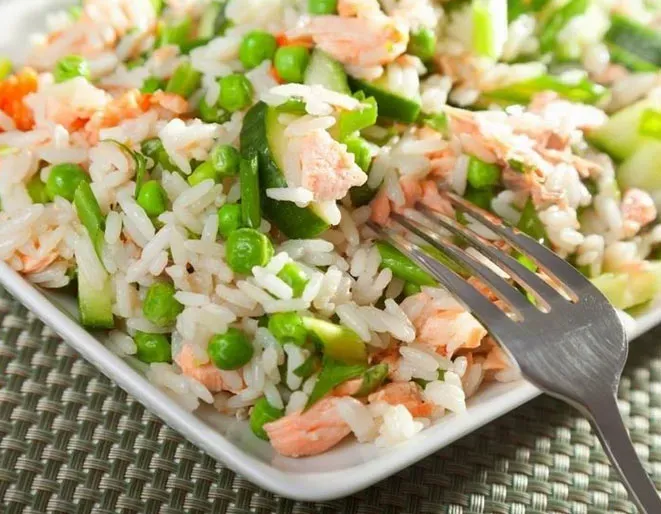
304, 49, 351, 94
77, 256, 114, 329
617, 140, 661, 197
588, 99, 655, 161
240, 102, 330, 238
606, 14, 661, 69
349, 77, 421, 123
591, 265, 661, 310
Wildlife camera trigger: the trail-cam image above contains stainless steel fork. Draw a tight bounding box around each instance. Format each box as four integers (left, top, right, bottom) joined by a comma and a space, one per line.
369, 192, 661, 513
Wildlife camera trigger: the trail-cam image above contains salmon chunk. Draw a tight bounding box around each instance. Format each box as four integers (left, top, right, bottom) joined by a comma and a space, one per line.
263, 397, 354, 457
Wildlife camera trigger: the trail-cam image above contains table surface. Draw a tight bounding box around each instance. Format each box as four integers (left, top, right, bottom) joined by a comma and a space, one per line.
1, 286, 660, 514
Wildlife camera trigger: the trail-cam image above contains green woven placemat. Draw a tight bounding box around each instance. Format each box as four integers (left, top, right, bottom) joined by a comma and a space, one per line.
0, 286, 659, 514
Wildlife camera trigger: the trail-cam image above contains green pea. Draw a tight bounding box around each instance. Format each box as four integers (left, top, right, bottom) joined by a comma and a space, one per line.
46, 163, 89, 201
466, 156, 501, 190
165, 61, 201, 98
187, 161, 218, 186
26, 176, 49, 204
268, 312, 308, 346
142, 282, 183, 327
307, 0, 337, 14
277, 262, 309, 297
210, 144, 241, 176
198, 96, 230, 123
217, 203, 243, 239
208, 328, 254, 370
226, 228, 274, 274
54, 55, 90, 83
274, 46, 310, 83
344, 135, 372, 172
239, 31, 277, 69
217, 73, 253, 112
250, 397, 284, 440
137, 180, 168, 217
407, 27, 437, 61
134, 331, 171, 363
141, 76, 165, 93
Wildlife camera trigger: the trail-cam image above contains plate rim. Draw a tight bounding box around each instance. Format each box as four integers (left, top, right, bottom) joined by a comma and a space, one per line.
0, 261, 657, 501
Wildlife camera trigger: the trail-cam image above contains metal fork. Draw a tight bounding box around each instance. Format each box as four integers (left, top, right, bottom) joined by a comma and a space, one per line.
369, 192, 661, 513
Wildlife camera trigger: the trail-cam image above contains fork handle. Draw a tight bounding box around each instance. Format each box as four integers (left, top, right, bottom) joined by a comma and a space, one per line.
585, 393, 661, 513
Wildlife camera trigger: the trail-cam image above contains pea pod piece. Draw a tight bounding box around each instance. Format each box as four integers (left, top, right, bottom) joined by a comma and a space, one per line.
103, 139, 148, 196
376, 241, 436, 286
305, 356, 367, 409
517, 198, 547, 244
481, 74, 606, 106
240, 154, 261, 229
74, 181, 105, 258
538, 0, 588, 54
353, 364, 389, 397
302, 317, 367, 364
293, 353, 322, 379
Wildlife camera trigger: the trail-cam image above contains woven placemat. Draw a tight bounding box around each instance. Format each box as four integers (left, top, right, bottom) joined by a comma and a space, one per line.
0, 286, 659, 514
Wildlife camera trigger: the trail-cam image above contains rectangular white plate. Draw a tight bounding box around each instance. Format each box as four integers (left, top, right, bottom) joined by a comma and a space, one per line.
2, 260, 659, 501
4, 0, 661, 502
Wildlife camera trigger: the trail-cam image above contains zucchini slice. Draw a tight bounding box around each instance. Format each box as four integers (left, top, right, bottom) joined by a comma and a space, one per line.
240, 102, 331, 238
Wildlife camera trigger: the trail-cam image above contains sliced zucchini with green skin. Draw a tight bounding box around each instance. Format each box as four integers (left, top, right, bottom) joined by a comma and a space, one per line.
304, 49, 351, 94
240, 102, 330, 238
608, 43, 659, 72
349, 77, 421, 123
591, 265, 661, 310
588, 99, 655, 161
617, 141, 661, 196
302, 317, 367, 364
606, 14, 661, 69
77, 257, 114, 329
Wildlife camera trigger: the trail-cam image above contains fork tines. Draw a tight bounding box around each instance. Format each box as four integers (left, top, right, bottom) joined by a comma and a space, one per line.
368, 193, 593, 326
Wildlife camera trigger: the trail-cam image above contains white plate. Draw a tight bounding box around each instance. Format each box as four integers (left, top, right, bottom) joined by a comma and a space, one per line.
4, 0, 661, 502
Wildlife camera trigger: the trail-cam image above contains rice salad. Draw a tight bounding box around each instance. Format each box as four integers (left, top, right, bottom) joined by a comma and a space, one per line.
2, 0, 661, 457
